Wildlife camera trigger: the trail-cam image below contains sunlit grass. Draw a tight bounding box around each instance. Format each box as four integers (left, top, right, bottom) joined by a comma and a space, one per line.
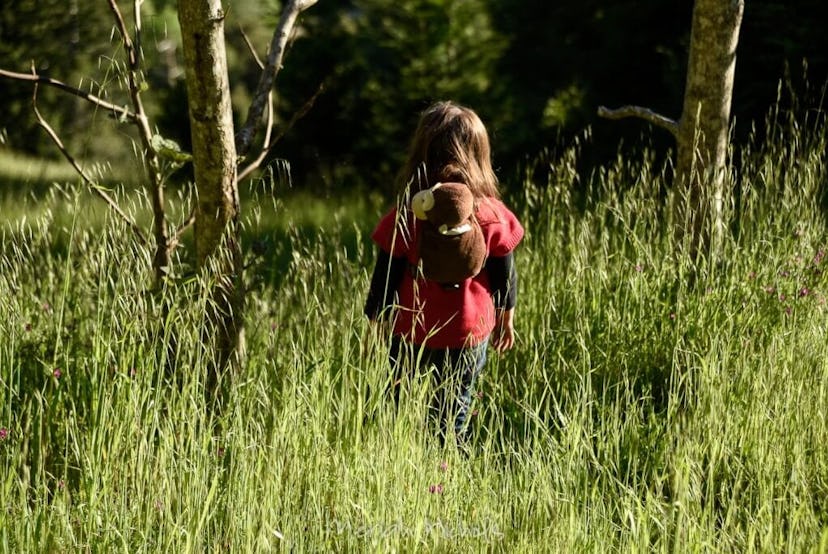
1, 103, 828, 551
0, 149, 86, 185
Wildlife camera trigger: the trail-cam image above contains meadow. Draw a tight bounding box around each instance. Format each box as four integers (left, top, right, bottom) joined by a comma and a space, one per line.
2, 105, 828, 552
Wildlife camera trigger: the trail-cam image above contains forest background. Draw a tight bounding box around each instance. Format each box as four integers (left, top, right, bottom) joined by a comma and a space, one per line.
2, 0, 826, 194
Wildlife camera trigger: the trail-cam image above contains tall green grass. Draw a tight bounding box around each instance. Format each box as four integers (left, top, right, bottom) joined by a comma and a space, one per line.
1, 103, 828, 552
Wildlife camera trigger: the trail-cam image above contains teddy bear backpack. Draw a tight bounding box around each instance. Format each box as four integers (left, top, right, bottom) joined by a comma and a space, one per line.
410, 182, 487, 285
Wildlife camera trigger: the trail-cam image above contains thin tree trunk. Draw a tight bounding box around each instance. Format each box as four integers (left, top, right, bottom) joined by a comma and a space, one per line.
178, 0, 244, 398
235, 0, 319, 158
675, 0, 744, 262
597, 0, 744, 265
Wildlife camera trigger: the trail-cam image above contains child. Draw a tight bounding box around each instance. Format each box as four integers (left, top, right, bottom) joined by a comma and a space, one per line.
363, 101, 523, 446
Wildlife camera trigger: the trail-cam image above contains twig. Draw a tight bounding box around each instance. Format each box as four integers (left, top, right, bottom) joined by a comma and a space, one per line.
133, 0, 143, 65
168, 210, 196, 252
597, 105, 679, 138
239, 26, 265, 70
32, 83, 147, 245
235, 0, 318, 158
0, 68, 137, 122
237, 82, 324, 182
262, 89, 275, 153
108, 0, 138, 71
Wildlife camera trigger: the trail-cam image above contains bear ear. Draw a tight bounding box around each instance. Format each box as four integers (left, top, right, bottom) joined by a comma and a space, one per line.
411, 189, 435, 220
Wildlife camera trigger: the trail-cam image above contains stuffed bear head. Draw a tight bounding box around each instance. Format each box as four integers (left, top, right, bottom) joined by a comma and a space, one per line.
410, 182, 486, 284
412, 182, 474, 231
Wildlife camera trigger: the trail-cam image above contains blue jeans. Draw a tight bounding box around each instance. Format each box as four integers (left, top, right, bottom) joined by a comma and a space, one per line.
389, 336, 488, 446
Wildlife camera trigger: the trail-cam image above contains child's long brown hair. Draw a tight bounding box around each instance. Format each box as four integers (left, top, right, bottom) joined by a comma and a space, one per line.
397, 101, 499, 199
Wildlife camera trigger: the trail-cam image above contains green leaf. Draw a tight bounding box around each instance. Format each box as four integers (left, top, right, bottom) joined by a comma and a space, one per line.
151, 134, 192, 165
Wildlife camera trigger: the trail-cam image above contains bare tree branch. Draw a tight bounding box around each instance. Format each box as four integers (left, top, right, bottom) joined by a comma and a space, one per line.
108, 0, 138, 71
0, 68, 137, 122
237, 25, 275, 182
108, 0, 150, 139
237, 82, 324, 182
236, 95, 275, 183
261, 93, 275, 155
598, 105, 679, 138
239, 25, 276, 149
32, 83, 147, 244
133, 0, 143, 64
235, 0, 318, 158
109, 0, 172, 278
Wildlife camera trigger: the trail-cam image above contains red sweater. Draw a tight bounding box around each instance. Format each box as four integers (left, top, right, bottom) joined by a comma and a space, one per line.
371, 197, 524, 348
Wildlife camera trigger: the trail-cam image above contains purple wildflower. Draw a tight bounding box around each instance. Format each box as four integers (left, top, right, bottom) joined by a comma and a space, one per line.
428, 483, 444, 494
800, 287, 811, 298
53, 368, 62, 379
0, 428, 8, 440
439, 461, 448, 472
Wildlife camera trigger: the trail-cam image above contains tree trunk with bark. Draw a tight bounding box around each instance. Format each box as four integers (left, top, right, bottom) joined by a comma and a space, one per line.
598, 0, 744, 263
178, 0, 244, 395
675, 0, 744, 261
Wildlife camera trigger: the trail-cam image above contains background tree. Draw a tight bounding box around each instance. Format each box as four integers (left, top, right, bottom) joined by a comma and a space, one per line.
599, 0, 745, 261
0, 0, 319, 391
177, 0, 243, 383
178, 0, 318, 383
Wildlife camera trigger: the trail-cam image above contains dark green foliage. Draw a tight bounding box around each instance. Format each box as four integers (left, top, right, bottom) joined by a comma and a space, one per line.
488, 0, 694, 168
1, 0, 827, 193
271, 0, 505, 192
0, 0, 114, 157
